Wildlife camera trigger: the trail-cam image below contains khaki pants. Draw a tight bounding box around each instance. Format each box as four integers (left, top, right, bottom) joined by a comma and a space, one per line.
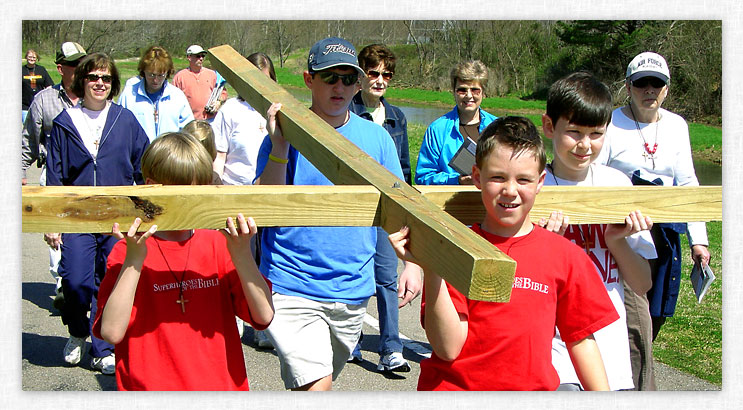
623, 280, 656, 390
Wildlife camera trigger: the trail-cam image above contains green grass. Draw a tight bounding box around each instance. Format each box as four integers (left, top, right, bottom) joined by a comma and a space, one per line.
688, 123, 723, 151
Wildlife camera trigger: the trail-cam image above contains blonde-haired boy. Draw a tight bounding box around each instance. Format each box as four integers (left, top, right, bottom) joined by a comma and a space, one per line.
93, 132, 274, 390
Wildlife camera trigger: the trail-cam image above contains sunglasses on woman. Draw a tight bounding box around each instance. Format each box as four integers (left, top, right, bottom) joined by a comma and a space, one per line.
315, 71, 359, 86
85, 74, 113, 83
367, 69, 393, 81
632, 77, 666, 89
455, 86, 482, 96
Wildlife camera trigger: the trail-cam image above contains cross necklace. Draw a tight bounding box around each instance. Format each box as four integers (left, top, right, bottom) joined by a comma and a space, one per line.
81, 104, 106, 158
547, 162, 595, 253
628, 104, 659, 169
154, 231, 194, 314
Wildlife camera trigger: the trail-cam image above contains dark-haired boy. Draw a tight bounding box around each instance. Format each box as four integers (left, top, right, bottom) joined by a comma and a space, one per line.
540, 72, 657, 390
254, 37, 417, 391
389, 116, 618, 390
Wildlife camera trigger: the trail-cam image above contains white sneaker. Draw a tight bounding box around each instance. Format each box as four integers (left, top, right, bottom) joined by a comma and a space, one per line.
253, 330, 274, 349
91, 353, 115, 375
236, 317, 245, 339
63, 336, 86, 365
377, 352, 410, 373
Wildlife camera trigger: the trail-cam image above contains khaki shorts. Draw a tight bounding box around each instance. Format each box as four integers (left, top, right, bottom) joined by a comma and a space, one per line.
265, 292, 368, 389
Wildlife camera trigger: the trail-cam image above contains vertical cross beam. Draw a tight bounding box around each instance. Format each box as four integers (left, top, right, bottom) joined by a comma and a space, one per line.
208, 45, 516, 302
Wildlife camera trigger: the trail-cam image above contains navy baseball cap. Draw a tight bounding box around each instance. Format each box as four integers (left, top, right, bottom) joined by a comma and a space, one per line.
307, 37, 365, 77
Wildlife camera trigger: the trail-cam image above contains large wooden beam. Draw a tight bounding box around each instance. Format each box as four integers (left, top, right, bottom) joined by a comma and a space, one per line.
22, 185, 723, 234
209, 44, 516, 302
22, 183, 721, 302
21, 185, 383, 233
420, 185, 723, 226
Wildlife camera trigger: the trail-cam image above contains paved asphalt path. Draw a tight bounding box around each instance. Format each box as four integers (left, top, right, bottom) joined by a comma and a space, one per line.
20, 165, 720, 392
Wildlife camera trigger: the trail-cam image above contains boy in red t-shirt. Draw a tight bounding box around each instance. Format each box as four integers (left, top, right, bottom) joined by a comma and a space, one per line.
389, 116, 618, 390
92, 132, 274, 390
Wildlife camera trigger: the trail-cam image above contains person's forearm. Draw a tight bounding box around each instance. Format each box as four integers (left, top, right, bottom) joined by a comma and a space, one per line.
100, 258, 143, 345
423, 271, 467, 361
607, 237, 652, 295
233, 256, 274, 327
213, 152, 226, 177
259, 144, 290, 185
567, 335, 610, 391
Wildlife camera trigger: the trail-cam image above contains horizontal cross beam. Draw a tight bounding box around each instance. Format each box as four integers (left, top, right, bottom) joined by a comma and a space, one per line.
23, 184, 721, 231
421, 185, 723, 226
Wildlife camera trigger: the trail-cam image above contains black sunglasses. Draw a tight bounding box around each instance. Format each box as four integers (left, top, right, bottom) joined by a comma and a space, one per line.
315, 71, 359, 86
85, 74, 113, 83
632, 77, 666, 89
367, 69, 393, 81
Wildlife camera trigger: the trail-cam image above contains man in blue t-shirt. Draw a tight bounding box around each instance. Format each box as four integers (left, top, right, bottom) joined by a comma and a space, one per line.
254, 37, 414, 391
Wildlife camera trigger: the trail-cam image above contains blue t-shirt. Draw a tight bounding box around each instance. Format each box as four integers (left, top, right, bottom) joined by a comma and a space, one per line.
255, 112, 403, 304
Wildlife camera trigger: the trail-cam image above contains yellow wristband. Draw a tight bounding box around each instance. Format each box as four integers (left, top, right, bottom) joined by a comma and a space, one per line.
269, 154, 289, 164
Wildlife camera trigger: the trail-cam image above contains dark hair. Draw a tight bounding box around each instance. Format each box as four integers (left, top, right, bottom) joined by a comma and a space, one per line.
71, 53, 121, 100
545, 71, 612, 127
475, 116, 546, 172
357, 44, 396, 73
247, 52, 276, 82
138, 46, 175, 79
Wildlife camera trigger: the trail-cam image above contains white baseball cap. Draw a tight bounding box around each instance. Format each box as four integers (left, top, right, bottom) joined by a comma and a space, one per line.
626, 52, 670, 83
186, 45, 206, 56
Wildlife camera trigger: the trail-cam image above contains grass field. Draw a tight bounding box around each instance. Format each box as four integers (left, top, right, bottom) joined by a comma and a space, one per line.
32, 55, 723, 385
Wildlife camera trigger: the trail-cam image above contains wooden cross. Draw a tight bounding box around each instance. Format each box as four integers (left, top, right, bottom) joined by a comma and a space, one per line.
176, 292, 189, 314
20, 45, 723, 303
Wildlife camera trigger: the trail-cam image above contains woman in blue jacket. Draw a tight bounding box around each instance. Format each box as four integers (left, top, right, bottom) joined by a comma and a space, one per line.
415, 60, 497, 185
46, 53, 150, 376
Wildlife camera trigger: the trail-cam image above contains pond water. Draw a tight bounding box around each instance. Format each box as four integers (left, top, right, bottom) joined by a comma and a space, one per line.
286, 88, 722, 186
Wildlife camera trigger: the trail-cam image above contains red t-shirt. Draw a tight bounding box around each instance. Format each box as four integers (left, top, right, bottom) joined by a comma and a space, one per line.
417, 224, 619, 391
93, 230, 270, 391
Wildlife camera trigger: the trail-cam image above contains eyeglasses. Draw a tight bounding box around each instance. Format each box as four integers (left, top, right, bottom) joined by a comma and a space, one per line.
632, 77, 666, 89
85, 74, 113, 83
455, 87, 482, 96
367, 69, 393, 81
315, 71, 359, 86
190, 53, 206, 59
145, 72, 167, 79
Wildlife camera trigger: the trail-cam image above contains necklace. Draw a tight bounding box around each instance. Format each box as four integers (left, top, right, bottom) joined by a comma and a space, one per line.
546, 162, 594, 253
81, 104, 106, 158
459, 121, 480, 141
628, 104, 659, 169
154, 232, 194, 314
153, 99, 159, 125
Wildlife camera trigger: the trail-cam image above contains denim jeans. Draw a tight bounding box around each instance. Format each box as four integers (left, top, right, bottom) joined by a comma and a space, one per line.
353, 227, 403, 356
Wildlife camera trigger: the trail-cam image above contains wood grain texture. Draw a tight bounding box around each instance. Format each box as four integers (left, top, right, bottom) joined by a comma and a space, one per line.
22, 185, 382, 232
209, 45, 518, 302
418, 185, 723, 226
22, 183, 721, 300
